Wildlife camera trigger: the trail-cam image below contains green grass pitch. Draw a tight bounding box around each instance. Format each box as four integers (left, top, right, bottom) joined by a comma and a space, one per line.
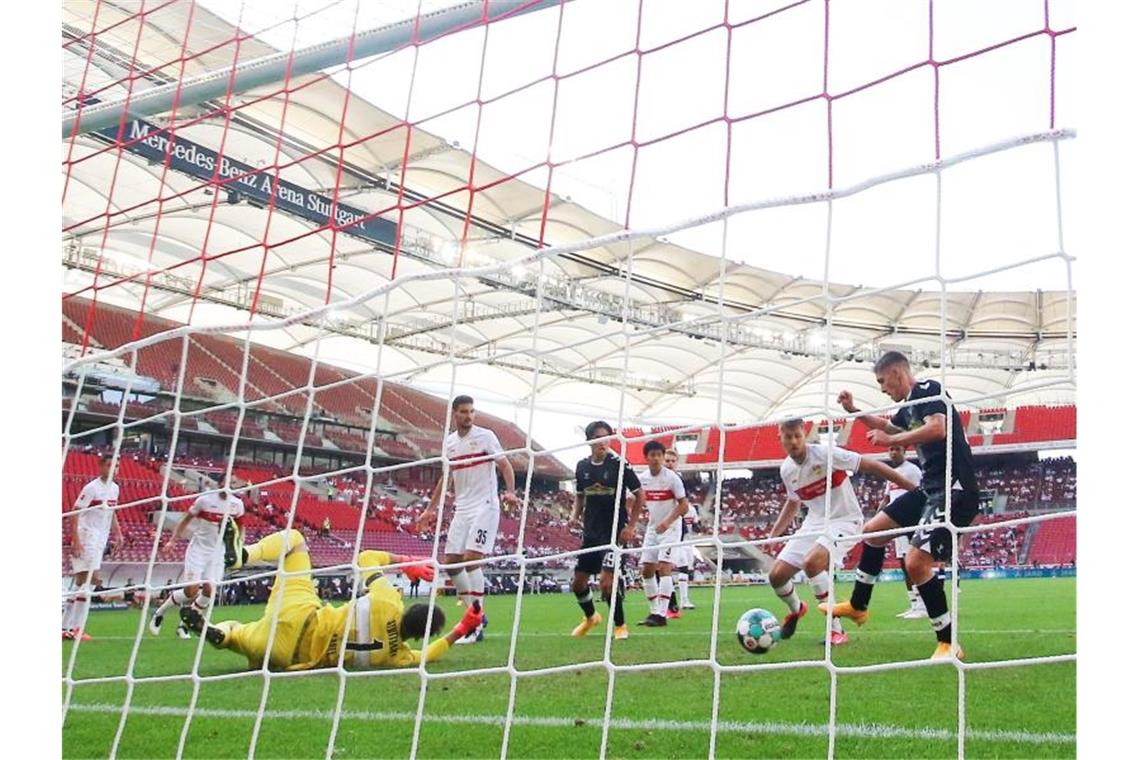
63, 577, 1074, 759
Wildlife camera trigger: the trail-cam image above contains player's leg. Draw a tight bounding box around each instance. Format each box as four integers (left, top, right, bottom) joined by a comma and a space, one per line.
463, 507, 499, 621
570, 559, 602, 636
677, 565, 693, 608
768, 557, 807, 639
443, 512, 474, 608
184, 530, 319, 668
599, 560, 628, 640
656, 559, 675, 620
910, 489, 979, 658
826, 491, 922, 623
803, 543, 845, 644
63, 569, 92, 639
639, 555, 659, 625
896, 538, 927, 619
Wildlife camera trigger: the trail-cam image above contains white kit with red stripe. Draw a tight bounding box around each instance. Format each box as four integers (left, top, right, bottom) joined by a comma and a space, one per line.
75, 477, 120, 536
70, 477, 121, 574
779, 444, 864, 523
182, 491, 245, 584
186, 491, 245, 549
445, 425, 505, 515
639, 466, 687, 526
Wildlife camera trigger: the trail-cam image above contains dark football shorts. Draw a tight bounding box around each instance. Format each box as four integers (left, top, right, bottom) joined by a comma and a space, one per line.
575, 529, 624, 575
883, 487, 979, 562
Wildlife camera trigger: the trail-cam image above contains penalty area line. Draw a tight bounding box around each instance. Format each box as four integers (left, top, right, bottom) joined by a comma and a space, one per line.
66, 703, 1075, 745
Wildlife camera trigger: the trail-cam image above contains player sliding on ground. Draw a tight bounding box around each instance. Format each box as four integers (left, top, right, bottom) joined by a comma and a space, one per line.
150, 480, 245, 639
822, 351, 980, 659
569, 420, 644, 640
416, 394, 518, 644
179, 529, 482, 670
636, 441, 690, 627
767, 418, 919, 645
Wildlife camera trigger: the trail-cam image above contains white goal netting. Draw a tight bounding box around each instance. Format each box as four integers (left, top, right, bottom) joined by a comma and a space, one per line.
62, 1, 1076, 758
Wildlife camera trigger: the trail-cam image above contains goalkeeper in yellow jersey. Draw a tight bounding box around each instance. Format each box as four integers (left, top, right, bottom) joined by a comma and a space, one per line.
179, 528, 482, 671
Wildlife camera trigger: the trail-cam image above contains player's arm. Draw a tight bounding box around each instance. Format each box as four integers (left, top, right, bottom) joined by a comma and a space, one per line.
408, 603, 484, 665
571, 493, 584, 525
836, 390, 903, 434
621, 465, 644, 542
857, 456, 920, 491
109, 508, 124, 550
767, 498, 801, 540
495, 456, 519, 508
622, 488, 644, 543
655, 474, 690, 534
70, 485, 94, 558
162, 512, 194, 551
416, 473, 450, 530
871, 413, 946, 449
570, 463, 586, 525
655, 495, 690, 534
486, 432, 519, 508
359, 550, 435, 587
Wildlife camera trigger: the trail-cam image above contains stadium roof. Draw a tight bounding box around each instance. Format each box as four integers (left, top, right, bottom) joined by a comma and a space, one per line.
62, 0, 1076, 428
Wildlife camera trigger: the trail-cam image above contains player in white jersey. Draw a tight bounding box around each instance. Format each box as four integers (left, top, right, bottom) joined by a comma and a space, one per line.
765, 419, 917, 645
64, 454, 123, 641
635, 441, 690, 627
150, 482, 246, 638
882, 444, 925, 619
663, 448, 698, 614
416, 395, 518, 643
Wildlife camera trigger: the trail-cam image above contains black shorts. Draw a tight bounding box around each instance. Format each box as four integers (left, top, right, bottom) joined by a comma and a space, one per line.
575, 532, 622, 576
883, 487, 980, 562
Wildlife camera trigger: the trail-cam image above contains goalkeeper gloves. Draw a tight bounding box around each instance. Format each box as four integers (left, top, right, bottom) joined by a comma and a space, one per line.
451, 602, 483, 639
401, 558, 435, 584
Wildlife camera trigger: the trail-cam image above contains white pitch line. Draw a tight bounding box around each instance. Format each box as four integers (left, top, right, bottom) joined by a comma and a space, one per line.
77, 629, 1077, 642
67, 702, 1075, 745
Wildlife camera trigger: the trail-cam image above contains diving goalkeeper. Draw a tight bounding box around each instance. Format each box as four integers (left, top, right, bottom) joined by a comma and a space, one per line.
179, 528, 481, 670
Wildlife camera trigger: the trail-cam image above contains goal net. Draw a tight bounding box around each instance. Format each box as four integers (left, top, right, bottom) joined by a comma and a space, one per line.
62, 1, 1076, 757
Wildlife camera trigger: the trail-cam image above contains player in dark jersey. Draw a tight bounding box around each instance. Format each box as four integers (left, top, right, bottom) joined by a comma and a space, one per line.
569, 420, 644, 640
821, 351, 980, 659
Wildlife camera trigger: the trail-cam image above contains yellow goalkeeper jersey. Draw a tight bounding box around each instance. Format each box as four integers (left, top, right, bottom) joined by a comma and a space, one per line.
289, 575, 441, 670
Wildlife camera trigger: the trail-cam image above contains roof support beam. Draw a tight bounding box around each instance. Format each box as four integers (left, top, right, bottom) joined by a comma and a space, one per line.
62, 0, 566, 138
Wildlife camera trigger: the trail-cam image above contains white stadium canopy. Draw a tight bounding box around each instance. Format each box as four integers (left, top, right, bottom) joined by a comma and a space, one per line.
62, 0, 1076, 439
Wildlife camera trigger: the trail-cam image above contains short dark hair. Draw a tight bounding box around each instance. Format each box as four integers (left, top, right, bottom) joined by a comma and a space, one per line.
98, 454, 114, 464
643, 440, 666, 457
873, 351, 910, 374
400, 603, 445, 641
452, 394, 474, 411
778, 417, 805, 431
585, 420, 614, 440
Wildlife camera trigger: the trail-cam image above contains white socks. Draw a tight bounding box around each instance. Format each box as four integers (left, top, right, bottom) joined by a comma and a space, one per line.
677, 573, 690, 606
643, 576, 658, 614
774, 580, 802, 614
657, 574, 674, 617
449, 569, 471, 606
467, 566, 485, 609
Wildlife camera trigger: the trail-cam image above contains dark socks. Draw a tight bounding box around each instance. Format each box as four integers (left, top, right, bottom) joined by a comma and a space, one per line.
576, 589, 596, 618
850, 543, 886, 610
611, 591, 625, 627
916, 575, 952, 644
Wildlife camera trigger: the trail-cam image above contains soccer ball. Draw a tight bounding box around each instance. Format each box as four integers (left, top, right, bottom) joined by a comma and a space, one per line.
736, 608, 781, 654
